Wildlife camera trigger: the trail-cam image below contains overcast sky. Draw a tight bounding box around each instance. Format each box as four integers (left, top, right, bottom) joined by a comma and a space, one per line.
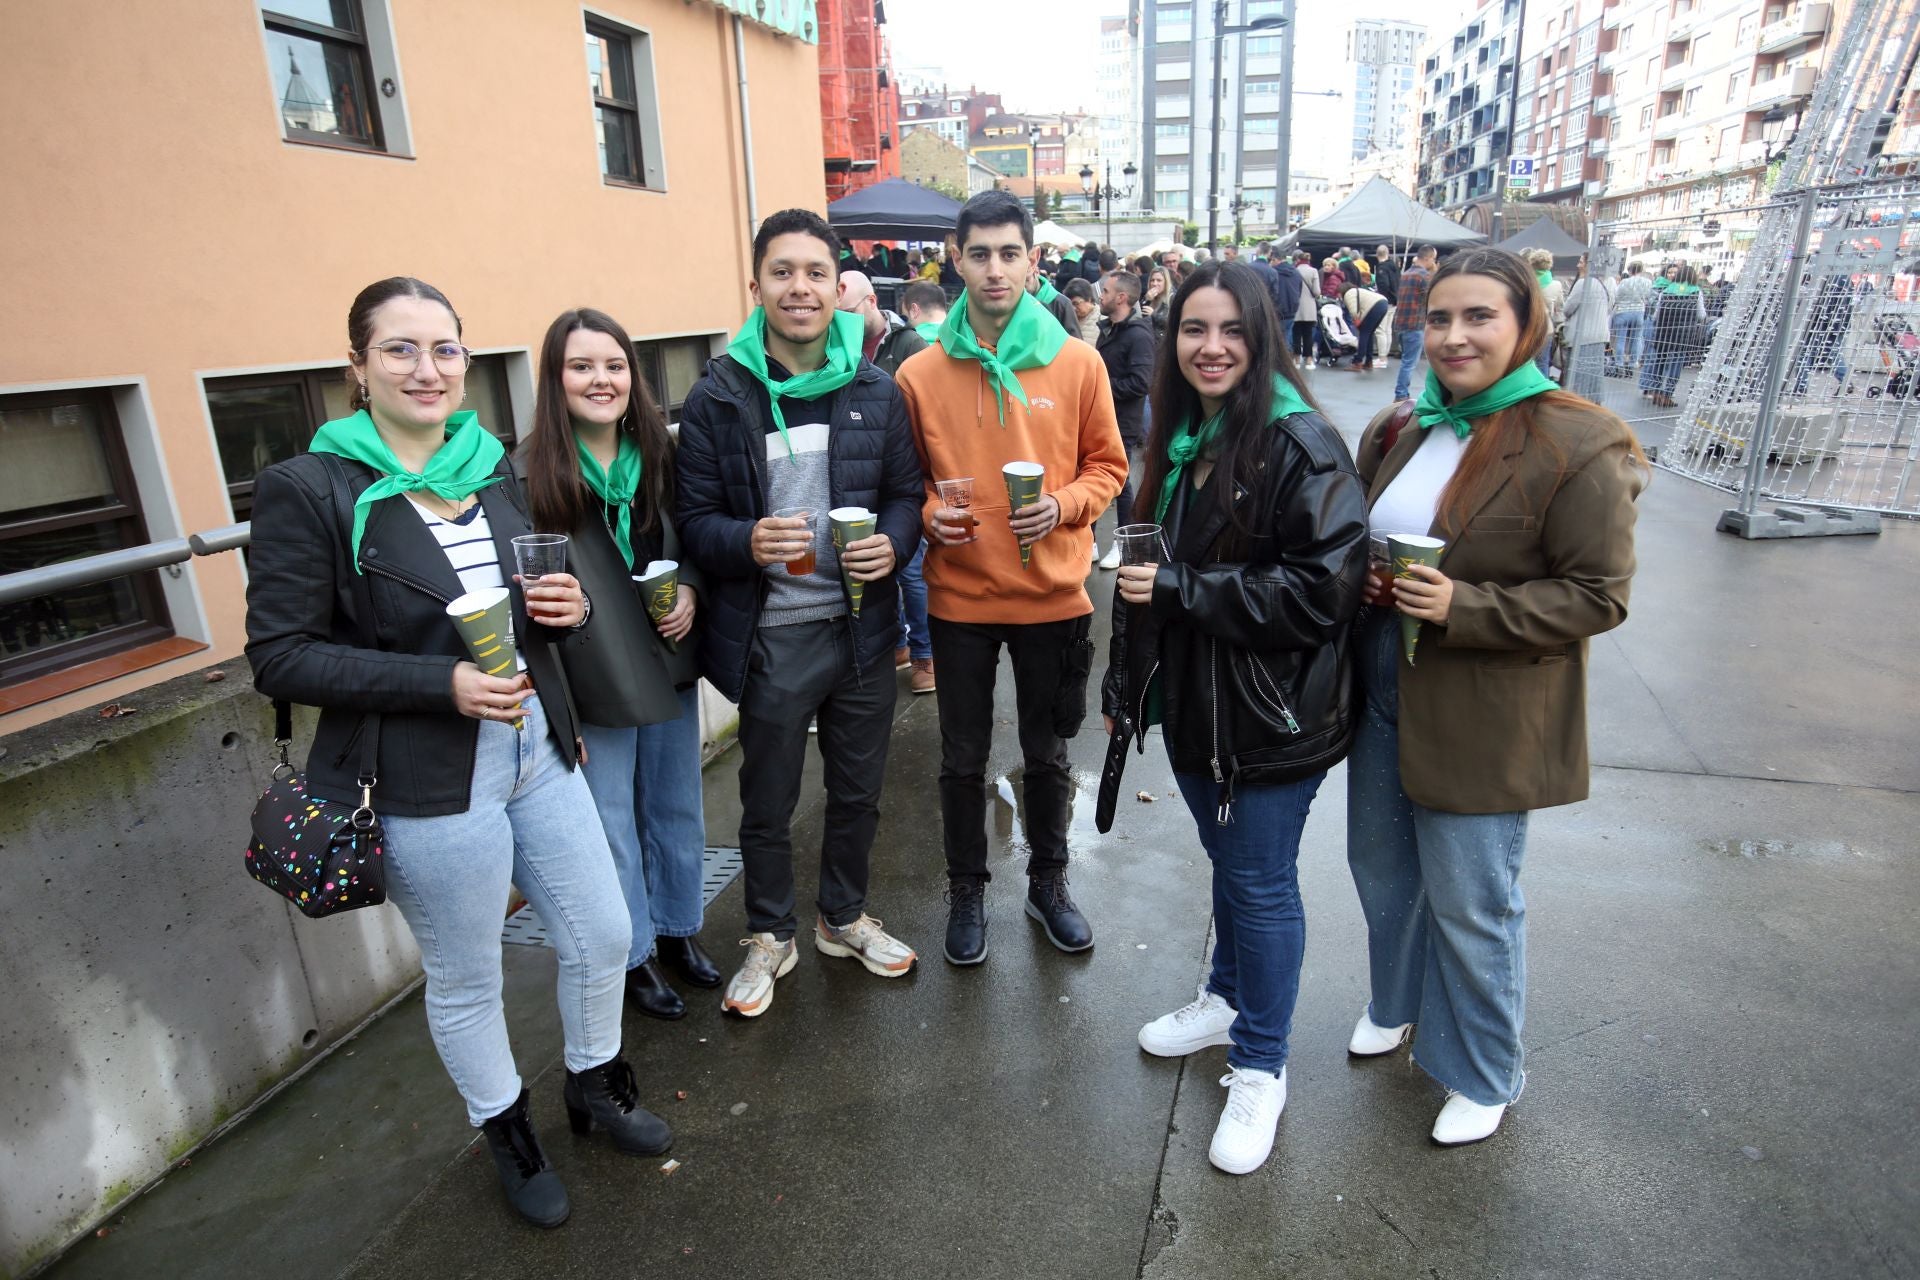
885, 0, 1476, 178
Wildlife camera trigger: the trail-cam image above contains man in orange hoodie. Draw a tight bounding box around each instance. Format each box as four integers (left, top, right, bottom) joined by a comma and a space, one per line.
894, 190, 1128, 967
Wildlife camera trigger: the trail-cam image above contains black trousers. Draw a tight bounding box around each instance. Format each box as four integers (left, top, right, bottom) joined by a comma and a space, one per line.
1291, 319, 1318, 363
1111, 441, 1144, 532
929, 613, 1094, 884
1353, 301, 1389, 366
736, 618, 897, 939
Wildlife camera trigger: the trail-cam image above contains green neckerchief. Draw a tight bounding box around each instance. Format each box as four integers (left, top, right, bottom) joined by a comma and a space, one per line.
1663, 282, 1701, 297
725, 307, 864, 461
307, 409, 505, 573
937, 291, 1070, 426
915, 320, 942, 342
575, 430, 643, 570
1651, 276, 1673, 292
1154, 373, 1314, 522
1412, 362, 1558, 440
1036, 277, 1061, 304
1064, 248, 1082, 263
1536, 269, 1555, 288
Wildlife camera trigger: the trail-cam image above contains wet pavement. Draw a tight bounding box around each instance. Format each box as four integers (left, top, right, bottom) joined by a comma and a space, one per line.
45, 361, 1920, 1279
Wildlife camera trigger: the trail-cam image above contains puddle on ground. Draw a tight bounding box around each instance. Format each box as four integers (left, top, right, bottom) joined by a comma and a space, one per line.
1703, 837, 1868, 860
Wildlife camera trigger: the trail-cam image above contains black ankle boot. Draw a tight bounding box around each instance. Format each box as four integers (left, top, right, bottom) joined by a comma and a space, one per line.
1026, 870, 1094, 953
479, 1088, 570, 1228
944, 879, 988, 966
564, 1055, 673, 1156
624, 953, 686, 1020
660, 934, 722, 988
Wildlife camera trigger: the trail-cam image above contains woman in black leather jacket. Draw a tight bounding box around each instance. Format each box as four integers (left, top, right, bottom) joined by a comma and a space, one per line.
246, 278, 671, 1229
1100, 260, 1369, 1176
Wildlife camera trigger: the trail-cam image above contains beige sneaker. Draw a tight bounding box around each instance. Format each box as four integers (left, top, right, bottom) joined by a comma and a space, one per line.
814, 914, 917, 978
722, 932, 797, 1018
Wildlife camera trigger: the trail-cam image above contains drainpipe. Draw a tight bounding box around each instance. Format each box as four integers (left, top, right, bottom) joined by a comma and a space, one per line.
733, 14, 759, 235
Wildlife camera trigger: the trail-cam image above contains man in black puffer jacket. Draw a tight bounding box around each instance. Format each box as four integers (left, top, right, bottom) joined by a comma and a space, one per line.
677, 208, 926, 1020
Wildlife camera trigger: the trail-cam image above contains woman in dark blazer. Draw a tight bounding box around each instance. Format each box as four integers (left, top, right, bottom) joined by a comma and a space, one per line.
246, 278, 671, 1229
520, 308, 719, 1022
1345, 248, 1647, 1146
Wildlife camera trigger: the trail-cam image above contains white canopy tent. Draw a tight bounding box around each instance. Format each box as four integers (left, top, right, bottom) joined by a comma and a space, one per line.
1033, 220, 1086, 248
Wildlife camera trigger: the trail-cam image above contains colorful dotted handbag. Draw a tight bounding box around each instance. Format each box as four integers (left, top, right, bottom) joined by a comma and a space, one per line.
244, 704, 388, 919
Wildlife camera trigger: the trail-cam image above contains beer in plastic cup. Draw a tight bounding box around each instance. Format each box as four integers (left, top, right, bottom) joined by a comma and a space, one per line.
1113, 523, 1164, 566
772, 506, 817, 576
511, 533, 568, 582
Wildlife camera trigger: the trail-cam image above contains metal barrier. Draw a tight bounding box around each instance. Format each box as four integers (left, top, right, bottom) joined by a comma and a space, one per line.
0, 523, 249, 607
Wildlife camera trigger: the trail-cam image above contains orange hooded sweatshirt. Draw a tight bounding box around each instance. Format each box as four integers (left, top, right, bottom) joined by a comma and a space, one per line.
895, 334, 1127, 624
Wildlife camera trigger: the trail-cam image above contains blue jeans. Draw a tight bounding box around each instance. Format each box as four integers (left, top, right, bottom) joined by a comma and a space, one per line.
380, 695, 630, 1125
1394, 327, 1425, 400
1174, 768, 1326, 1075
898, 544, 931, 661
1639, 338, 1685, 394
1345, 613, 1529, 1107
580, 685, 708, 969
1609, 312, 1644, 369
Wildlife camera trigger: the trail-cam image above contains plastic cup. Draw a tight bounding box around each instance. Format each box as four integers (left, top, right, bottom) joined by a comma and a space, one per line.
445, 587, 523, 729
772, 507, 817, 576
829, 506, 877, 615
633, 559, 680, 654
1113, 523, 1164, 566
1002, 461, 1045, 568
511, 533, 568, 583
1387, 533, 1447, 665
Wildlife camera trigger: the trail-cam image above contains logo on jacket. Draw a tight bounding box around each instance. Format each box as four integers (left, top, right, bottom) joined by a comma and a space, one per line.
849, 411, 863, 421
1029, 397, 1056, 411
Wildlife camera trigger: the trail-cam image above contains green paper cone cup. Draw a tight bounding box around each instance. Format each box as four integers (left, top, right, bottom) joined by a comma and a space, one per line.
829, 506, 877, 615
445, 587, 524, 729
1003, 461, 1044, 569
1387, 534, 1447, 666
634, 559, 679, 654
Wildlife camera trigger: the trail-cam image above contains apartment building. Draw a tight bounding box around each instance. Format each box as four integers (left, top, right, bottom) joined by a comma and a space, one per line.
1415, 0, 1525, 225
0, 0, 826, 731
1514, 1, 1608, 212
819, 0, 901, 200
899, 83, 1004, 151
1098, 9, 1145, 211
1351, 19, 1426, 161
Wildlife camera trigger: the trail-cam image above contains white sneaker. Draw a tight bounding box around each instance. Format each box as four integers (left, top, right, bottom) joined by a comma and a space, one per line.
1305, 357, 1316, 369
1431, 1090, 1508, 1146
722, 932, 797, 1018
814, 914, 917, 978
1208, 1066, 1287, 1175
1098, 542, 1123, 570
1348, 1006, 1412, 1057
1090, 539, 1100, 564
1138, 985, 1238, 1057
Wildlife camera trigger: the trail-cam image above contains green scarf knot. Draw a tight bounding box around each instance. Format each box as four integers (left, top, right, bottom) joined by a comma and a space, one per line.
1153, 374, 1315, 522
936, 291, 1069, 426
306, 409, 506, 573
1411, 362, 1558, 440
1035, 277, 1061, 305
575, 431, 644, 570
725, 308, 865, 461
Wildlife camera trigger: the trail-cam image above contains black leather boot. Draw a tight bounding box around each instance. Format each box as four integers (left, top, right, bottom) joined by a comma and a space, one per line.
659, 934, 721, 988
944, 879, 989, 966
563, 1055, 673, 1156
1026, 870, 1094, 953
479, 1088, 570, 1228
624, 953, 686, 1020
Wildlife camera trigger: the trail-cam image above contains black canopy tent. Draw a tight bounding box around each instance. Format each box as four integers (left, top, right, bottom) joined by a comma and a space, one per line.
824, 179, 961, 243
1494, 216, 1589, 269
1281, 177, 1486, 260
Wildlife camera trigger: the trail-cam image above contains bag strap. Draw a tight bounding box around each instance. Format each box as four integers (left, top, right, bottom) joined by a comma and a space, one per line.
1381, 399, 1417, 455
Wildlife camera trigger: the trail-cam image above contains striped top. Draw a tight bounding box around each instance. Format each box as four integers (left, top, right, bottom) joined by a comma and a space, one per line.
410, 498, 526, 671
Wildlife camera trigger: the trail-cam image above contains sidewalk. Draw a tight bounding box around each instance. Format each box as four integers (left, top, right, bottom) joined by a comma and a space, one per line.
44, 362, 1920, 1280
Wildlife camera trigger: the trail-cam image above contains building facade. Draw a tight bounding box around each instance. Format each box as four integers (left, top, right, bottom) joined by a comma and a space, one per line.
1414, 0, 1524, 225
1512, 0, 1607, 216
1097, 9, 1145, 212
899, 83, 1004, 150
0, 0, 827, 732
1350, 19, 1426, 161
818, 0, 900, 200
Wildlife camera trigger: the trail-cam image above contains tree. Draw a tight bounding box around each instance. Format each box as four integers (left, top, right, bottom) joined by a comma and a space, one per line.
1181, 222, 1200, 248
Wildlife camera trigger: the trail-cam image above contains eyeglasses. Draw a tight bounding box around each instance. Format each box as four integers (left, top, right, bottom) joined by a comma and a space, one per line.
362, 341, 473, 374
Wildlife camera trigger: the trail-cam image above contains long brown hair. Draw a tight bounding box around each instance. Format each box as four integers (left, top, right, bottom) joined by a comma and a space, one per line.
521, 309, 674, 538
1426, 248, 1645, 534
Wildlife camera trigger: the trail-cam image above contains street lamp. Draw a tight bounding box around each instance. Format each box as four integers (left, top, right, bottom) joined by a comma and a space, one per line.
1208, 3, 1287, 253
1760, 104, 1803, 166
1229, 189, 1266, 244
1029, 124, 1043, 218
1081, 159, 1138, 247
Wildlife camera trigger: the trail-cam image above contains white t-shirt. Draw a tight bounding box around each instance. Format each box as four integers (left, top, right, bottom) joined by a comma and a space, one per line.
411, 498, 527, 671
1368, 426, 1469, 542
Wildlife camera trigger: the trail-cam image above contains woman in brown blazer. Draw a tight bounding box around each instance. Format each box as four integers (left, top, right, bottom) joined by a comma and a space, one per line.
1345, 247, 1648, 1146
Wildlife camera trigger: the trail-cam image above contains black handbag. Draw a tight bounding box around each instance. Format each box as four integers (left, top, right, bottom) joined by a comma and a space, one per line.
245, 703, 387, 918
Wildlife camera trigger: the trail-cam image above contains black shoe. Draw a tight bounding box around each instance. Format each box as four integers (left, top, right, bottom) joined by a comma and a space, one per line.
944, 879, 988, 966
659, 934, 722, 989
1025, 871, 1094, 953
480, 1088, 570, 1229
624, 954, 686, 1020
563, 1055, 674, 1156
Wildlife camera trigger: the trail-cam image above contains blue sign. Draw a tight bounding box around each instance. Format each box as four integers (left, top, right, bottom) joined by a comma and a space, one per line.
1507, 157, 1536, 179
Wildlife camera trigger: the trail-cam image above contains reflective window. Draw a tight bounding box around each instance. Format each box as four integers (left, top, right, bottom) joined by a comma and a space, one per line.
260, 0, 383, 149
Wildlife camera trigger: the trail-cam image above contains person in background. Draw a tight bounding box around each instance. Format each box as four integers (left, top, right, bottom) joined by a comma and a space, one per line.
1095, 269, 1157, 570
917, 250, 943, 283
862, 242, 892, 278
1267, 245, 1304, 336
1392, 245, 1437, 402
890, 246, 910, 278
1639, 262, 1706, 408
1526, 248, 1565, 375
1608, 262, 1652, 377
1341, 275, 1391, 372
939, 236, 964, 287
1560, 254, 1616, 403
839, 270, 928, 377
1142, 266, 1175, 340
1064, 276, 1101, 344
1034, 267, 1082, 337
1293, 252, 1322, 369
1371, 244, 1401, 302
1346, 246, 1646, 1147
906, 249, 924, 278
894, 291, 947, 696
902, 280, 949, 343
248, 278, 669, 1228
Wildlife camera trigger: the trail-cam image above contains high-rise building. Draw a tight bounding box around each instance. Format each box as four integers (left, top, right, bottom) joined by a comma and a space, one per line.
1413, 0, 1524, 228
1510, 0, 1607, 219
1350, 19, 1425, 161
1097, 8, 1144, 210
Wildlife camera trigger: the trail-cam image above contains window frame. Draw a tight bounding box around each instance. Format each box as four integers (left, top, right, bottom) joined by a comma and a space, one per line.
260, 0, 388, 153
585, 12, 667, 191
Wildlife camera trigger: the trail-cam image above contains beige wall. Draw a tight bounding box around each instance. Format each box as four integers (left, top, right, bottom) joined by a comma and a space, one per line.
0, 0, 825, 731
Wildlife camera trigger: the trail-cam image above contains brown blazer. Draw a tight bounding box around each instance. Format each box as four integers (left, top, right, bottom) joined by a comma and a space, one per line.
1356, 397, 1647, 814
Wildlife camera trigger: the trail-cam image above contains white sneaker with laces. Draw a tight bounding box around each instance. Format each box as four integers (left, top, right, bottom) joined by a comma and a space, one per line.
1348, 1006, 1412, 1057
1432, 1091, 1508, 1146
1209, 1066, 1287, 1175
814, 914, 917, 977
722, 932, 798, 1018
1098, 542, 1123, 570
1138, 985, 1238, 1057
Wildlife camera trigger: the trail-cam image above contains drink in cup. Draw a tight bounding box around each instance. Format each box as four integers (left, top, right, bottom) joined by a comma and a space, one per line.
1387, 533, 1447, 665
935, 477, 977, 531
829, 506, 877, 615
511, 533, 568, 583
1002, 461, 1045, 569
1113, 523, 1164, 567
1366, 535, 1396, 605
772, 506, 817, 576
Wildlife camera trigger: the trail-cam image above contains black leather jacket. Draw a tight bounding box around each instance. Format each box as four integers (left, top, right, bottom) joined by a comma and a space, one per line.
1101, 409, 1369, 816
246, 452, 583, 818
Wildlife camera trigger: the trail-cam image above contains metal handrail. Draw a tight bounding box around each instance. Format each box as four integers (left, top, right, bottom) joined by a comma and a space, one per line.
0, 523, 250, 606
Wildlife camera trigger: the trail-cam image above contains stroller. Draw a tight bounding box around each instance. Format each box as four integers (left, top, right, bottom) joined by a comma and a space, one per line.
1318, 299, 1359, 360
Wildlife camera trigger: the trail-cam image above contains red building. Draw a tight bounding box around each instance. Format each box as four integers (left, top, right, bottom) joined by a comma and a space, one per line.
818, 0, 901, 201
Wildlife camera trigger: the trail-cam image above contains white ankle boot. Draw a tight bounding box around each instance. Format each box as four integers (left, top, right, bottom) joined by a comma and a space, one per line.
1431, 1091, 1508, 1146
1347, 1006, 1411, 1057
1209, 1066, 1287, 1174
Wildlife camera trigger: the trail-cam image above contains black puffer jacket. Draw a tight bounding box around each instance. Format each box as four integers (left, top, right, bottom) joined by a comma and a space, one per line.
675, 355, 924, 703
246, 452, 582, 817
1101, 409, 1369, 815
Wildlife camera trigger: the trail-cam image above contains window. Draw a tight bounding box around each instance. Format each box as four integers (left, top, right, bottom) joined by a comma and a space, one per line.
1246, 36, 1281, 55
1728, 70, 1747, 101
1619, 23, 1634, 51
260, 1, 384, 150
1641, 104, 1656, 127
1736, 13, 1758, 42
1158, 4, 1192, 39
1683, 86, 1699, 114
586, 17, 664, 189
1244, 116, 1280, 139
1155, 122, 1188, 139
633, 337, 714, 421
1, 390, 174, 685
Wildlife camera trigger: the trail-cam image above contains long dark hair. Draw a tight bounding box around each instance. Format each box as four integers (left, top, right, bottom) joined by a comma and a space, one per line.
521, 308, 674, 538
345, 277, 461, 413
1137, 260, 1317, 545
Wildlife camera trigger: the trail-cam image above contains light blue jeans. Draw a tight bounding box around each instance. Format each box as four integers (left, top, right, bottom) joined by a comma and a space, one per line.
1345, 613, 1530, 1107
1609, 311, 1644, 370
380, 695, 630, 1125
1394, 328, 1425, 401
580, 685, 709, 968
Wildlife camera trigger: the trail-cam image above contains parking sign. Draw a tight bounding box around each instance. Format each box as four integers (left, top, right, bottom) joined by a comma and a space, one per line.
1507, 157, 1535, 186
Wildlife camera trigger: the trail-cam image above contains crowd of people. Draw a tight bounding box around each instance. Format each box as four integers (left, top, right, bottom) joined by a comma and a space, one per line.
243, 190, 1646, 1225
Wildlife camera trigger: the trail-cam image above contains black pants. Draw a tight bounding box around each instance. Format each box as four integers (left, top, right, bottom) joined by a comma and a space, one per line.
929, 613, 1094, 884
736, 618, 897, 939
1110, 441, 1144, 532
1291, 319, 1318, 363
1353, 301, 1389, 366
